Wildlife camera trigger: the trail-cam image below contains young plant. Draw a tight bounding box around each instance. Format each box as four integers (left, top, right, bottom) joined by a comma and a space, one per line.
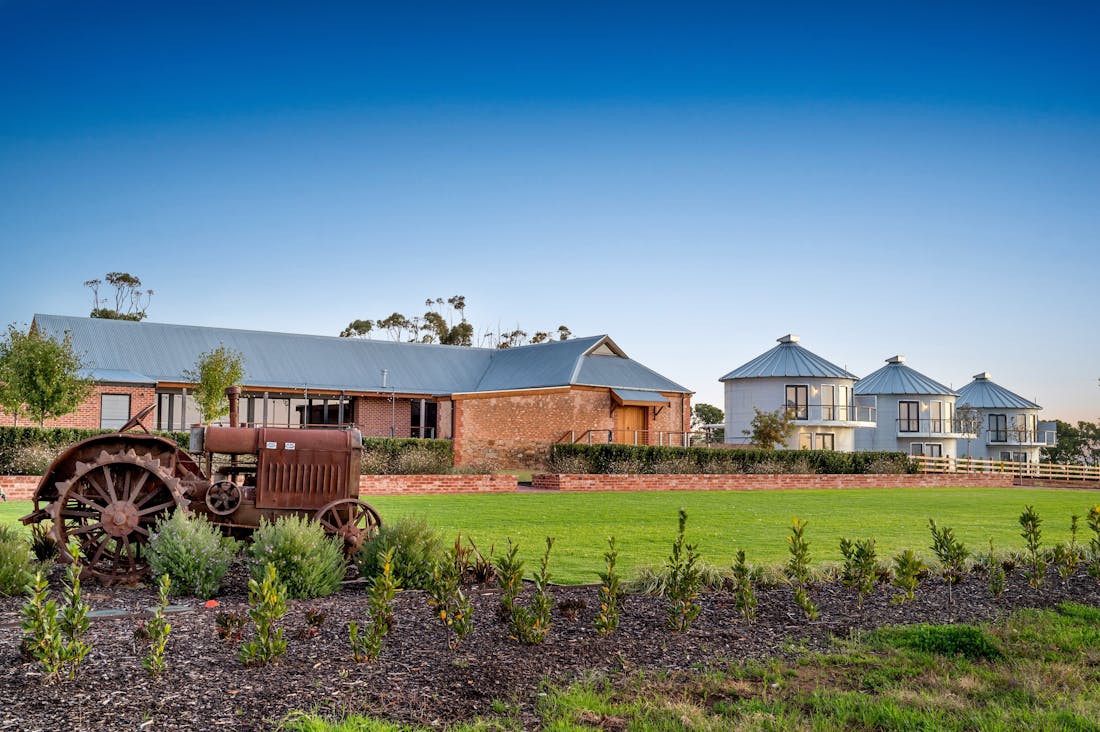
19, 570, 63, 681
928, 519, 969, 605
839, 537, 878, 607
350, 546, 399, 662
595, 536, 623, 635
1019, 504, 1046, 588
148, 511, 239, 599
1088, 506, 1100, 582
215, 611, 248, 642
731, 549, 757, 621
785, 517, 818, 620
57, 541, 91, 678
248, 515, 345, 599
664, 509, 703, 631
428, 545, 474, 650
1053, 515, 1082, 583
890, 549, 926, 604
239, 563, 288, 667
509, 537, 555, 645
985, 540, 1006, 598
296, 608, 327, 640
494, 539, 524, 621
142, 574, 172, 676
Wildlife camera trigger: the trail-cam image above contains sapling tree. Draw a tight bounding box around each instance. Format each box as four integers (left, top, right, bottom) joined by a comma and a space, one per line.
665, 509, 702, 631
1019, 505, 1046, 588
1052, 515, 1082, 584
595, 536, 623, 635
0, 325, 92, 426
183, 345, 245, 424
731, 549, 757, 621
786, 517, 818, 620
929, 519, 969, 606
839, 537, 878, 607
890, 549, 926, 604
510, 537, 555, 644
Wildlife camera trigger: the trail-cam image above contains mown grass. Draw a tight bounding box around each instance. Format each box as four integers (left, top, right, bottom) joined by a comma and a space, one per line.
281, 603, 1100, 731
3, 487, 1098, 584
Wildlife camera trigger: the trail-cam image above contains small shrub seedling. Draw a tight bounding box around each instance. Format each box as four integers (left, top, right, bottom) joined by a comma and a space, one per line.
350, 546, 399, 662
890, 549, 926, 604
595, 536, 623, 635
494, 539, 524, 622
785, 517, 818, 620
929, 519, 969, 605
1019, 504, 1046, 588
143, 574, 172, 676
239, 563, 288, 667
1088, 506, 1100, 583
21, 541, 91, 682
1052, 515, 1082, 584
731, 548, 757, 621
664, 509, 702, 631
985, 540, 1006, 598
510, 537, 555, 645
839, 537, 878, 606
215, 611, 248, 642
428, 544, 474, 650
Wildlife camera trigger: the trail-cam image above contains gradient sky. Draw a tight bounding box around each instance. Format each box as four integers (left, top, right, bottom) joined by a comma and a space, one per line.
1, 1, 1097, 420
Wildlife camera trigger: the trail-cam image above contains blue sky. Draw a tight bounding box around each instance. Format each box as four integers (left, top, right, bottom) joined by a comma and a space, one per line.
1, 1, 1097, 420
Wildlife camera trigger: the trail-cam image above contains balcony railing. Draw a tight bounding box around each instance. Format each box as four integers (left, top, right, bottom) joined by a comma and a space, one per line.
985, 429, 1056, 446
895, 418, 978, 437
780, 404, 877, 424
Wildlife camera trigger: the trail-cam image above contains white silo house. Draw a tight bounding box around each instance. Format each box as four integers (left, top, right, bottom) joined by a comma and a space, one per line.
954, 372, 1055, 462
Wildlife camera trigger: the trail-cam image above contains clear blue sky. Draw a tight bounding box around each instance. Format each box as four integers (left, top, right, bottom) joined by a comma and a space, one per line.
1, 1, 1097, 420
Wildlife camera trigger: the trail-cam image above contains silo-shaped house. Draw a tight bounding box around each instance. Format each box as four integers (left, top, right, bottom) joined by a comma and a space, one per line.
720, 334, 875, 451
853, 356, 968, 458
954, 372, 1055, 462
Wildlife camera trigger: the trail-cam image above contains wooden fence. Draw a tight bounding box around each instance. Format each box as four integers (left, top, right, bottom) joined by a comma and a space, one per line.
915, 455, 1100, 483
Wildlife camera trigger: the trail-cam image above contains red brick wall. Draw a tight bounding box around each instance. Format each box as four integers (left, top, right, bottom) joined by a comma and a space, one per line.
453, 387, 692, 469
0, 385, 155, 429
354, 396, 413, 438
0, 475, 40, 501
357, 474, 517, 495
532, 473, 1018, 491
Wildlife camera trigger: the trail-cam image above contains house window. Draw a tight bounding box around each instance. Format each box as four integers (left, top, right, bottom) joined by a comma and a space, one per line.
930, 401, 943, 433
798, 432, 812, 449
1014, 413, 1035, 441
899, 401, 920, 432
100, 394, 131, 430
838, 385, 850, 420
989, 414, 1007, 442
786, 385, 808, 420
817, 433, 835, 450
821, 384, 835, 420
411, 399, 438, 438
912, 443, 943, 457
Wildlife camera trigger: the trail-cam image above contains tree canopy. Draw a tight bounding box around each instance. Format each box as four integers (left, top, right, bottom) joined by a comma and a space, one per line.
744, 407, 797, 449
0, 324, 93, 426
85, 272, 154, 321
182, 345, 245, 424
340, 295, 569, 348
1042, 420, 1100, 465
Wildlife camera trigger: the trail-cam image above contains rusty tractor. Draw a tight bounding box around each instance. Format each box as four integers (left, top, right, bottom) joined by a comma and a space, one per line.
20, 387, 381, 584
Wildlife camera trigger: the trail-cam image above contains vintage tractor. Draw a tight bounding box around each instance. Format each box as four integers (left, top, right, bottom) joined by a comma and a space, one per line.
20, 388, 381, 584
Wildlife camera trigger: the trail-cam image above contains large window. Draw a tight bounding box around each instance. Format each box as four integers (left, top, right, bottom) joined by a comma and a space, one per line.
820, 384, 835, 420
156, 392, 201, 431
930, 401, 943, 433
816, 433, 835, 450
100, 394, 131, 430
989, 414, 1007, 442
898, 401, 920, 432
786, 385, 808, 420
838, 385, 850, 420
410, 399, 438, 438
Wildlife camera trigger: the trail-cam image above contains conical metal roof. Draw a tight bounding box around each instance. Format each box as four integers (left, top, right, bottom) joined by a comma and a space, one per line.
719, 335, 858, 381
956, 372, 1040, 410
854, 356, 956, 396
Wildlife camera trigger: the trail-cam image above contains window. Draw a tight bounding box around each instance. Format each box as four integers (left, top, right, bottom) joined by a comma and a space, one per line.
989, 414, 1007, 442
899, 401, 920, 432
798, 432, 812, 449
912, 443, 942, 457
100, 394, 131, 430
786, 385, 808, 420
911, 443, 924, 456
411, 399, 438, 438
820, 384, 835, 420
838, 385, 850, 420
930, 401, 943, 433
1013, 413, 1035, 441
816, 433, 835, 450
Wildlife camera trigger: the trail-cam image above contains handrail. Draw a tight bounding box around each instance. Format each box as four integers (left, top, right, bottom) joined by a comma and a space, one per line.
914, 455, 1100, 482
778, 404, 877, 423
895, 418, 978, 436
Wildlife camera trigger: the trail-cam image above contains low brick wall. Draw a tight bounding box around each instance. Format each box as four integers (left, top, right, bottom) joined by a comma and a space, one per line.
358, 474, 518, 495
532, 473, 1017, 492
0, 476, 40, 501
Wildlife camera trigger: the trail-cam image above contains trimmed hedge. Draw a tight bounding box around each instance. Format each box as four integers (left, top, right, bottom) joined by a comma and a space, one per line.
0, 426, 190, 475
361, 437, 454, 475
548, 443, 916, 475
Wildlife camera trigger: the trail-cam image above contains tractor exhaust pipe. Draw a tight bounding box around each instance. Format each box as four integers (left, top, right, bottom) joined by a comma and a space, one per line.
225, 386, 241, 428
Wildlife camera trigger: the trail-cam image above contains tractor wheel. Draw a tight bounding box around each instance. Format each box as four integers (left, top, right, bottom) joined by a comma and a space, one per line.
314, 498, 382, 555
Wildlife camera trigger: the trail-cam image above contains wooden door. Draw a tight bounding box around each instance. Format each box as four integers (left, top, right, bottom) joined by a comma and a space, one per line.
615, 406, 647, 444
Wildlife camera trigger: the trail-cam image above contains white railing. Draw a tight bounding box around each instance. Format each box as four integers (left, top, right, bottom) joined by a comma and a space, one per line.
895, 418, 978, 437
915, 455, 1100, 482
779, 404, 877, 423
984, 429, 1057, 446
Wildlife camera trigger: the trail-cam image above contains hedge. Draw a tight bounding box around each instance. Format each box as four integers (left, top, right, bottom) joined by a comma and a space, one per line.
548, 443, 916, 475
0, 426, 190, 475
360, 437, 454, 474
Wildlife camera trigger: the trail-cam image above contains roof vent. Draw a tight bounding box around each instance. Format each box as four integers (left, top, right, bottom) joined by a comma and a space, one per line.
777, 334, 800, 344
887, 355, 905, 364
973, 371, 991, 381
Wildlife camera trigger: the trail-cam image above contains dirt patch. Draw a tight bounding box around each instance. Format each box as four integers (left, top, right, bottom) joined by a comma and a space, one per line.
0, 563, 1097, 731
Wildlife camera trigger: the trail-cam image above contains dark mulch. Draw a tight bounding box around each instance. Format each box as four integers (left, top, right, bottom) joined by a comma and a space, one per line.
1, 562, 1098, 731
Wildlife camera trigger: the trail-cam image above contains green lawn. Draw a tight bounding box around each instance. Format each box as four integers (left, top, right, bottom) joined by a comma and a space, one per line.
5, 487, 1097, 584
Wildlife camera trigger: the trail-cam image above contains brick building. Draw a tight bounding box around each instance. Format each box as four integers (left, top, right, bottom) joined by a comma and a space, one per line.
6, 315, 692, 468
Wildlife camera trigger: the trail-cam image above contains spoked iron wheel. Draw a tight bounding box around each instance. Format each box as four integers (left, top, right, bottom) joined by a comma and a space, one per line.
314, 498, 382, 555
47, 449, 187, 584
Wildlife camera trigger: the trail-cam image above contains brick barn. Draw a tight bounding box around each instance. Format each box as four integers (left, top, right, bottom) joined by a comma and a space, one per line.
6, 315, 693, 468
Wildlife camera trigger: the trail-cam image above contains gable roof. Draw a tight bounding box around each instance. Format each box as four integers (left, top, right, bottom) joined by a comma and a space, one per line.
956, 372, 1040, 410
720, 334, 858, 381
854, 356, 956, 396
33, 314, 690, 396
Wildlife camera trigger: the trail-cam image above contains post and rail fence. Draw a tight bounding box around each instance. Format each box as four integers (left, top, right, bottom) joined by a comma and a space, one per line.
914, 455, 1100, 483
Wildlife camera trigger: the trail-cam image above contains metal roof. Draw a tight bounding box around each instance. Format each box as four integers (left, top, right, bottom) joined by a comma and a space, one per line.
81, 368, 158, 385
611, 388, 670, 405
854, 356, 956, 396
719, 334, 858, 381
956, 372, 1041, 410
34, 315, 691, 396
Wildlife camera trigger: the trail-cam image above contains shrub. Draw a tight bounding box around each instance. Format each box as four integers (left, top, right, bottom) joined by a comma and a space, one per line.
148, 511, 239, 599
427, 545, 474, 650
142, 574, 172, 676
786, 517, 818, 620
239, 563, 287, 667
29, 523, 58, 563
0, 526, 36, 597
355, 515, 443, 590
890, 549, 926, 604
1053, 515, 1083, 583
510, 537, 555, 644
595, 536, 623, 635
350, 546, 399, 663
495, 539, 524, 621
664, 509, 702, 631
0, 426, 189, 475
731, 549, 757, 621
21, 542, 91, 682
360, 438, 453, 475
929, 519, 969, 604
249, 515, 346, 599
1019, 505, 1046, 588
839, 537, 879, 606
984, 540, 1006, 598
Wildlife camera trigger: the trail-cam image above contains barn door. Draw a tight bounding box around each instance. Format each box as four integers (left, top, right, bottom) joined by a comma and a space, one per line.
615, 406, 647, 444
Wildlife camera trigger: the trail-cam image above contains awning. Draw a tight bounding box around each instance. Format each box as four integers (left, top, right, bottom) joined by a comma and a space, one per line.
81, 368, 157, 385
611, 388, 670, 407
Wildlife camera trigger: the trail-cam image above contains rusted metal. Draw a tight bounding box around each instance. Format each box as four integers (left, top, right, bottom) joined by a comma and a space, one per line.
19, 398, 377, 584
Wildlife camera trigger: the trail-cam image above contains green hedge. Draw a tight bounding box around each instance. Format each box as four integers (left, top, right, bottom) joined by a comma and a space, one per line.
361, 437, 454, 474
0, 426, 190, 475
548, 443, 916, 475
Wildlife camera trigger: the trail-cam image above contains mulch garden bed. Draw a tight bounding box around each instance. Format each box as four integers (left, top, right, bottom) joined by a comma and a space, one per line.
1, 562, 1098, 731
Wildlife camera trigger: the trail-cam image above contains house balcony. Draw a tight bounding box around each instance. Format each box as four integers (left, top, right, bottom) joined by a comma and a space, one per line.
985, 429, 1056, 447
781, 404, 876, 428
895, 418, 977, 439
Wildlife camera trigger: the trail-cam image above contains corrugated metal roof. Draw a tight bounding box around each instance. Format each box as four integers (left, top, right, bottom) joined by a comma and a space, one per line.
81, 368, 157, 385
956, 373, 1041, 410
719, 335, 858, 381
576, 352, 691, 393
854, 356, 956, 396
611, 388, 670, 405
34, 315, 691, 395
